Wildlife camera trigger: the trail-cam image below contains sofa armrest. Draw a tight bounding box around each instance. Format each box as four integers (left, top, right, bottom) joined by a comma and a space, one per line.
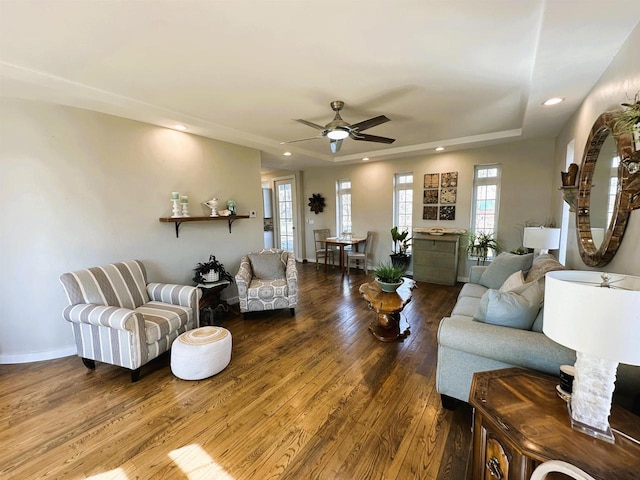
235, 256, 253, 295
438, 315, 576, 374
469, 266, 488, 284
147, 283, 200, 308
285, 252, 298, 295
62, 303, 143, 331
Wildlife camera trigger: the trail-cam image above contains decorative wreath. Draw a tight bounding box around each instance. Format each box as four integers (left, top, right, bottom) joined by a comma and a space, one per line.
308, 193, 326, 214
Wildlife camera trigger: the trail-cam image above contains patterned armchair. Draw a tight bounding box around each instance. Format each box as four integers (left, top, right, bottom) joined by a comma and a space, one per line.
59, 260, 200, 382
235, 249, 298, 316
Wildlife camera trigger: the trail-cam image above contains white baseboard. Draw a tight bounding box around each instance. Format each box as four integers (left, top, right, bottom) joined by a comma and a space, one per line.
0, 346, 76, 364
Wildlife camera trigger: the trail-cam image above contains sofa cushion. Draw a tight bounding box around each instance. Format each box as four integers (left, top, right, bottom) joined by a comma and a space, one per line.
479, 253, 534, 290
451, 295, 481, 318
136, 301, 192, 344
525, 254, 566, 283
499, 270, 525, 292
248, 253, 286, 280
458, 282, 488, 299
531, 307, 544, 332
475, 281, 543, 330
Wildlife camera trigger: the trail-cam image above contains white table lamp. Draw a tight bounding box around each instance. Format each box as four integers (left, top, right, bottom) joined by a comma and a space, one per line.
523, 226, 561, 255
543, 270, 640, 443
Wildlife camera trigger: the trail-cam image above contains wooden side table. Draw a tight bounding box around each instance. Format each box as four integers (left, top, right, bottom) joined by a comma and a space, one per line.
359, 278, 416, 342
469, 368, 640, 480
197, 280, 230, 326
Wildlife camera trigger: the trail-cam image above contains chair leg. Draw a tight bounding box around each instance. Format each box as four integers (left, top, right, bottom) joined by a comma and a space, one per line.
81, 357, 96, 370
290, 308, 295, 316
130, 368, 141, 383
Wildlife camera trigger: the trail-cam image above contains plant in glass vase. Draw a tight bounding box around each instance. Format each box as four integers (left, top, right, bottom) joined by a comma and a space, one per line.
465, 231, 501, 265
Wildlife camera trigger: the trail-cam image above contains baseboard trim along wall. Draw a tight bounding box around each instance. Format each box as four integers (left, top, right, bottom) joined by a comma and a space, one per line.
0, 346, 76, 364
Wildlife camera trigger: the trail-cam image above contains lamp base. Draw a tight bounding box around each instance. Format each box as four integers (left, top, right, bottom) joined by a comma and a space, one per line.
567, 403, 615, 443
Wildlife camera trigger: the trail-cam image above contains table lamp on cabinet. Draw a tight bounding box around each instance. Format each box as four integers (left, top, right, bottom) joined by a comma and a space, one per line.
543, 270, 640, 443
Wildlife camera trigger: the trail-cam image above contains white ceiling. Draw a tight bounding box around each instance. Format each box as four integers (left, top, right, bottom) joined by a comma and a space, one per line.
1, 1, 639, 169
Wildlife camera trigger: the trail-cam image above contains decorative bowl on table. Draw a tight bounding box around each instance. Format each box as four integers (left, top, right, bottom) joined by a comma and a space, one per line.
375, 278, 403, 292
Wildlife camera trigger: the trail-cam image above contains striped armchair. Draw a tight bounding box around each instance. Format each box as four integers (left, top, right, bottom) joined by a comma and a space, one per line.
235, 249, 298, 317
59, 260, 200, 382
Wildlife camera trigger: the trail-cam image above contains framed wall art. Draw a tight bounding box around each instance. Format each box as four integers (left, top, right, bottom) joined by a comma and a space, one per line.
424, 173, 439, 188
423, 206, 438, 220
423, 189, 439, 204
441, 171, 458, 187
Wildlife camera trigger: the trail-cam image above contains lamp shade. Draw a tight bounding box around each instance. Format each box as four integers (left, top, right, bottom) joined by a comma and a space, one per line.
523, 227, 561, 250
543, 270, 640, 366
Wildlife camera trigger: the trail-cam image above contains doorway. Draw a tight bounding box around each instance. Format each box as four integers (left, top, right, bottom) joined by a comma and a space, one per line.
274, 176, 298, 254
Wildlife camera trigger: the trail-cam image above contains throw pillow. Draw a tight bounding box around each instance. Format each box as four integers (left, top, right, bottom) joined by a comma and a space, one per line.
499, 270, 525, 292
525, 254, 566, 283
478, 252, 534, 290
248, 253, 285, 280
475, 281, 543, 330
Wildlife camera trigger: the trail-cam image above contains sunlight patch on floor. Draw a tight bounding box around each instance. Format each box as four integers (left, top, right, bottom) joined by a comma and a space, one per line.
169, 444, 236, 480
85, 467, 129, 480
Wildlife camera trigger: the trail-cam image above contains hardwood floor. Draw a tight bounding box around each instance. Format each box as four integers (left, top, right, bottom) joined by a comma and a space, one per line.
0, 263, 472, 480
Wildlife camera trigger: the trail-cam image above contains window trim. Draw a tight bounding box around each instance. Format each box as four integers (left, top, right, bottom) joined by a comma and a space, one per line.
393, 172, 413, 251
336, 178, 352, 234
470, 164, 501, 258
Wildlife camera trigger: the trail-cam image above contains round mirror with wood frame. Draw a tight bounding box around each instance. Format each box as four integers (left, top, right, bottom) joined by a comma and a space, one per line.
577, 111, 636, 267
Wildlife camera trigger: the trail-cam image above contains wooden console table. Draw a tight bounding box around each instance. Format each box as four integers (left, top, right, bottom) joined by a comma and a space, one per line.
469, 368, 640, 480
359, 278, 416, 342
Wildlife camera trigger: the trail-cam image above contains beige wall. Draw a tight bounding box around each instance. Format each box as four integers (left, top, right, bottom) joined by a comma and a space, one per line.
0, 98, 264, 362
302, 138, 556, 278
553, 23, 640, 275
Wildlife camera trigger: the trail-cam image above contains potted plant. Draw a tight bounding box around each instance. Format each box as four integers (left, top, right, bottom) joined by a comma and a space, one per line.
192, 255, 234, 284
465, 231, 501, 265
613, 95, 640, 136
390, 226, 411, 269
373, 261, 406, 292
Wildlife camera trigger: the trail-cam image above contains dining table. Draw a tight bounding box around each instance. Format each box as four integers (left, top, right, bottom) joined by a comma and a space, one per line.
323, 235, 367, 274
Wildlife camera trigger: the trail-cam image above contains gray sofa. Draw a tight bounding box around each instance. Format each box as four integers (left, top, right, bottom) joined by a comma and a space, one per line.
436, 254, 640, 411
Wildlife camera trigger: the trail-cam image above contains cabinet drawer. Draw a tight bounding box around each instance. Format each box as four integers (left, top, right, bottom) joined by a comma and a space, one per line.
413, 266, 456, 285
413, 238, 457, 253
414, 250, 454, 268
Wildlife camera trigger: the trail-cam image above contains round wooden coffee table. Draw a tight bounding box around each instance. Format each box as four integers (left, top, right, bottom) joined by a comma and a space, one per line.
359, 278, 416, 342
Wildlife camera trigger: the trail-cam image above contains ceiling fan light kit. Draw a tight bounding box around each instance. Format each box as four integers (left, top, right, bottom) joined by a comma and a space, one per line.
282, 100, 395, 153
327, 129, 349, 140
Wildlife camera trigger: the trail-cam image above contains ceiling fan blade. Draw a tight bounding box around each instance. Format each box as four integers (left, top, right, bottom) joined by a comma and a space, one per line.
295, 119, 327, 131
330, 139, 343, 154
280, 136, 324, 144
348, 115, 390, 132
350, 132, 395, 144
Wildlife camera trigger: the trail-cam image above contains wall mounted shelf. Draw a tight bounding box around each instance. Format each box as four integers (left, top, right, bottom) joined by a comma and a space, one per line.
159, 215, 250, 237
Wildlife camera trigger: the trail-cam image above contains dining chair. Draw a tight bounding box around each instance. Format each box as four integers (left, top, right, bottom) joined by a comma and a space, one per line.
347, 231, 375, 274
313, 229, 337, 270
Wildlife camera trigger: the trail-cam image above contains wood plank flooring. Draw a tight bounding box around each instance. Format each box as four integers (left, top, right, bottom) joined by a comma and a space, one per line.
0, 262, 472, 480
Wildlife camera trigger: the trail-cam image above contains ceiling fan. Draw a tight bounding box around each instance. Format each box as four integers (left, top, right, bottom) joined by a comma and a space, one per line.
281, 101, 395, 154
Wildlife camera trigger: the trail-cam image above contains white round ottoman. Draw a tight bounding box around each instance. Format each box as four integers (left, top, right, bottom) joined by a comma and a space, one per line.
171, 327, 232, 380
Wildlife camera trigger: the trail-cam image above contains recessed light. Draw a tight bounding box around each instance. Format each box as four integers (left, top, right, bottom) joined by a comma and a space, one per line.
362, 157, 370, 161
283, 152, 292, 156
435, 147, 445, 152
173, 125, 188, 131
543, 97, 564, 106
